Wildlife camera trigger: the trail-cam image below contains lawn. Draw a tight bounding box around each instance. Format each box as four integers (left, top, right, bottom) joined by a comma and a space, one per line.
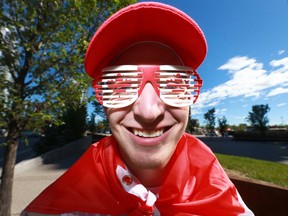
215, 153, 288, 188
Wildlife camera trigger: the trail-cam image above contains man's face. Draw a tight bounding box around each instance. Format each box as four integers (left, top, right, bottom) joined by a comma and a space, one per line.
105, 42, 189, 172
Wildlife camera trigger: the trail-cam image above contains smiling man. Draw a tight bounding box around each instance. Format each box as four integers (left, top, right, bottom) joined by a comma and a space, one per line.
22, 2, 253, 215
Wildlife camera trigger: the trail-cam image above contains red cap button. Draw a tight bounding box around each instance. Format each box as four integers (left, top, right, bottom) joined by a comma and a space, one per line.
122, 175, 133, 185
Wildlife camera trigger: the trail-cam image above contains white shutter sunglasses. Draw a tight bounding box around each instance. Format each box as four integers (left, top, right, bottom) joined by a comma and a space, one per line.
92, 65, 202, 108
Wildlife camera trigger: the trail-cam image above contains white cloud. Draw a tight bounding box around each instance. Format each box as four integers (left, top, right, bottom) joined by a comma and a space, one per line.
215, 108, 227, 115
192, 55, 288, 115
277, 103, 286, 107
218, 56, 260, 72
270, 57, 288, 69
267, 87, 288, 97
278, 50, 285, 55
206, 100, 220, 107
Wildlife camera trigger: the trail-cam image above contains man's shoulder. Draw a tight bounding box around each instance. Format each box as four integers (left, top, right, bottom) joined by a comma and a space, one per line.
86, 135, 121, 163
90, 135, 115, 151
183, 133, 210, 149
182, 133, 217, 162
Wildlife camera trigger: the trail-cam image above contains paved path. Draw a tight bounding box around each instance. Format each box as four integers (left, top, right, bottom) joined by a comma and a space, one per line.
12, 150, 84, 215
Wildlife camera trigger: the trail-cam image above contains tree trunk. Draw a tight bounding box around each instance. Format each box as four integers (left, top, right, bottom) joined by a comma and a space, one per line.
0, 137, 18, 216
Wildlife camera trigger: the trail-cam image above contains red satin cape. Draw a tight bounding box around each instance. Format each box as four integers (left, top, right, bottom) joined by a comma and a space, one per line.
23, 133, 247, 215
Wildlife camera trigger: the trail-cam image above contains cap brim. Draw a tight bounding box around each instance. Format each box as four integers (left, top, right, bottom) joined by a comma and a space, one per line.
85, 2, 207, 79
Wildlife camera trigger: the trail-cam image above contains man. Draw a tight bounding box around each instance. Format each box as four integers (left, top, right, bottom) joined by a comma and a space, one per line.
22, 2, 254, 215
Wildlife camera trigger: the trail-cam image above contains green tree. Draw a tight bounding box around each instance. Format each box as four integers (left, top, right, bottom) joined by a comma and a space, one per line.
62, 103, 87, 143
0, 0, 136, 215
246, 104, 270, 132
92, 100, 109, 133
186, 107, 199, 134
218, 116, 228, 137
92, 100, 106, 120
88, 112, 96, 135
186, 118, 199, 134
204, 108, 216, 132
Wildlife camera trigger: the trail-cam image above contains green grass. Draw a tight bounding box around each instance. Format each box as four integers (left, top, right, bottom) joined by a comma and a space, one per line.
215, 153, 288, 188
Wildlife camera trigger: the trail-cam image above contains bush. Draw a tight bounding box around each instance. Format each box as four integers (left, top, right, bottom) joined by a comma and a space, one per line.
34, 104, 87, 155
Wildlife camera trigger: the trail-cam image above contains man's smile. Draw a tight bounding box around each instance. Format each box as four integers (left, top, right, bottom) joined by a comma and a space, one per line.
132, 128, 164, 138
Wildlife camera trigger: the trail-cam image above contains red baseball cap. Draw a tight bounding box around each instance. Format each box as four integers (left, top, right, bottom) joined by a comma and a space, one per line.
85, 1, 207, 79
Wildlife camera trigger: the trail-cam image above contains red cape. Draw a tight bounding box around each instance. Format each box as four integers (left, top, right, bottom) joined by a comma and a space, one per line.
23, 133, 251, 215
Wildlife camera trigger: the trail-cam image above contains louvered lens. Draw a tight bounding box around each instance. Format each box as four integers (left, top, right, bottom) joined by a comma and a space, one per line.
93, 70, 142, 108
157, 69, 202, 107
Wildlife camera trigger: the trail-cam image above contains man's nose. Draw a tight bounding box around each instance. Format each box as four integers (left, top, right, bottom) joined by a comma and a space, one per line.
132, 83, 165, 122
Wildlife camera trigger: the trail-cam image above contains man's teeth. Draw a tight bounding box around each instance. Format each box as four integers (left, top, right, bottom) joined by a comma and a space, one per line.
133, 129, 164, 138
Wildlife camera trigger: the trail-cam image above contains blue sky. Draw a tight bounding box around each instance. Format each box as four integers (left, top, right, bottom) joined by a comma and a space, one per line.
137, 0, 288, 126
89, 0, 288, 126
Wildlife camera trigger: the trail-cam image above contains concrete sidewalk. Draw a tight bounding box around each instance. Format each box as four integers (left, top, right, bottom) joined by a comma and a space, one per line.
11, 136, 93, 215
12, 150, 84, 215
